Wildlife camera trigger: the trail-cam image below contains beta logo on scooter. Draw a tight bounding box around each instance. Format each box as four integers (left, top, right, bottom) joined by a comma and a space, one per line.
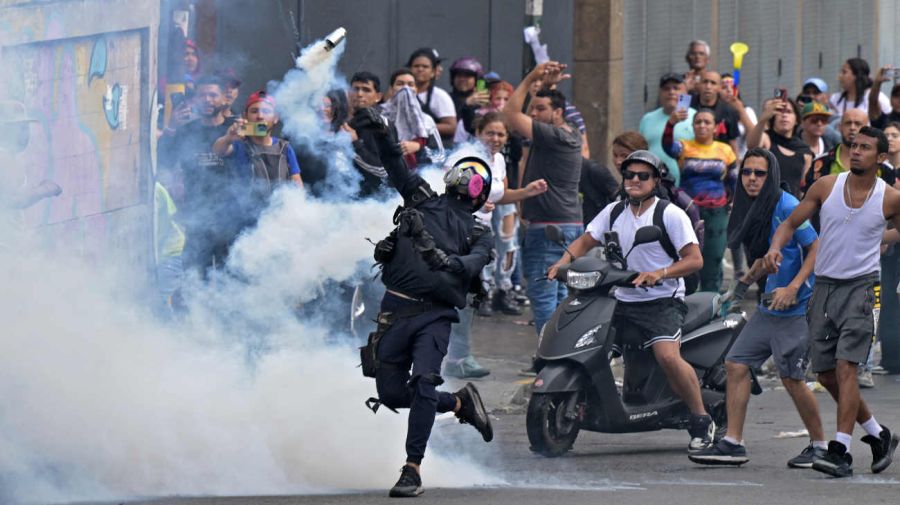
629, 410, 659, 421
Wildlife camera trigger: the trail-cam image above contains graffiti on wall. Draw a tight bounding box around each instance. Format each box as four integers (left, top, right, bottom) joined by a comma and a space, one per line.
3, 30, 148, 261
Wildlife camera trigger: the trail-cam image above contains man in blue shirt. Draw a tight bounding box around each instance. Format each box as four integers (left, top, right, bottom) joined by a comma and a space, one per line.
639, 73, 696, 186
690, 148, 827, 468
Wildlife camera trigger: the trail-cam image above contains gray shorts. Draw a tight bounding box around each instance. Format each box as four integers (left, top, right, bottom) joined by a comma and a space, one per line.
726, 311, 810, 380
807, 274, 880, 373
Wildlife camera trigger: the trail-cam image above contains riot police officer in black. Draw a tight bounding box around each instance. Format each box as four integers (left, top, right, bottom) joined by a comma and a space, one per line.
351, 107, 494, 498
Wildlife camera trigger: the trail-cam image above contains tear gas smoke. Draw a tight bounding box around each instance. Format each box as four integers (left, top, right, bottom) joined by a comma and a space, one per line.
273, 31, 360, 200
0, 31, 501, 504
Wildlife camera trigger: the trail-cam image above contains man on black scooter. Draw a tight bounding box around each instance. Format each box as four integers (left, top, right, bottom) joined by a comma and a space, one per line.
548, 150, 713, 455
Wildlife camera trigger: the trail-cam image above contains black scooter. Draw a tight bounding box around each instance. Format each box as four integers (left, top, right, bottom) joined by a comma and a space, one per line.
526, 225, 760, 457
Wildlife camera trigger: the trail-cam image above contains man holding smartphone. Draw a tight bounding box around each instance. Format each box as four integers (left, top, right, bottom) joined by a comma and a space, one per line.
639, 73, 696, 186
869, 67, 900, 130
690, 148, 826, 468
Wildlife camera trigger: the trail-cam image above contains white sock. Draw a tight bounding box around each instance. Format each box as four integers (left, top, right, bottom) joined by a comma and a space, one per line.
861, 417, 883, 437
723, 436, 743, 446
835, 432, 853, 451
812, 440, 828, 450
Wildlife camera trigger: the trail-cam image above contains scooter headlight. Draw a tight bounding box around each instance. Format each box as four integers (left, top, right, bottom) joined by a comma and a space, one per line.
575, 324, 603, 349
566, 271, 602, 290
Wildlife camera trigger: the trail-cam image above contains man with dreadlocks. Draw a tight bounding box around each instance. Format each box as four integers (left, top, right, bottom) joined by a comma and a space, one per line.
690, 147, 826, 468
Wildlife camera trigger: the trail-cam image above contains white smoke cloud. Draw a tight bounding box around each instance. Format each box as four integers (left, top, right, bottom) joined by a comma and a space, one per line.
0, 31, 502, 504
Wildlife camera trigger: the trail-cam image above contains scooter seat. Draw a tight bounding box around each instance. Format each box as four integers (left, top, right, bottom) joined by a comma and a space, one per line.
682, 291, 718, 335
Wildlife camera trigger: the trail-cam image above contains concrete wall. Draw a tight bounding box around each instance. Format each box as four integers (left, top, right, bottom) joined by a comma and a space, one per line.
0, 0, 158, 270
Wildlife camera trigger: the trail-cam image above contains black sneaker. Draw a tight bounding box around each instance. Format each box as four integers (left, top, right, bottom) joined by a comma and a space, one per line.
787, 443, 827, 469
687, 414, 716, 454
454, 382, 493, 442
688, 438, 749, 465
389, 465, 423, 498
862, 425, 900, 473
812, 441, 853, 477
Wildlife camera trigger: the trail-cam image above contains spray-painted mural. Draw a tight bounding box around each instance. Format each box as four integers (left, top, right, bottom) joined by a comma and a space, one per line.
3, 29, 150, 264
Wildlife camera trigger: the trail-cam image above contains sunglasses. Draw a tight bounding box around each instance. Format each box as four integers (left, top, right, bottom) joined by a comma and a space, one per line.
741, 169, 768, 177
622, 170, 653, 181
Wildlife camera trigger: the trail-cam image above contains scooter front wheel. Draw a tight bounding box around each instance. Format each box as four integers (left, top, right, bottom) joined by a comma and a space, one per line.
526, 392, 580, 457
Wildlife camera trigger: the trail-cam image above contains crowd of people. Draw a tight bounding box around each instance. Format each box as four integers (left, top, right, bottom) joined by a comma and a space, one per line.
153, 36, 900, 494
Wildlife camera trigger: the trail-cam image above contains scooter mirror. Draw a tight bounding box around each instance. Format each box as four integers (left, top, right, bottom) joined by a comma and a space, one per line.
632, 225, 662, 247
544, 224, 564, 245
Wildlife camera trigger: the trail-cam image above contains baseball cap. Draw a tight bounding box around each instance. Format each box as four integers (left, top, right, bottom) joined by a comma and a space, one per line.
803, 77, 828, 94
801, 101, 833, 119
245, 90, 275, 111
659, 72, 685, 88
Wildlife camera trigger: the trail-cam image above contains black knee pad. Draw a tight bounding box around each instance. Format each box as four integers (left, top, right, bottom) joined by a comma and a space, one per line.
409, 373, 444, 402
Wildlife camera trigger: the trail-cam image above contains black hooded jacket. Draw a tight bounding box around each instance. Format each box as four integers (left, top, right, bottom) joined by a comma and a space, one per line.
726, 148, 783, 265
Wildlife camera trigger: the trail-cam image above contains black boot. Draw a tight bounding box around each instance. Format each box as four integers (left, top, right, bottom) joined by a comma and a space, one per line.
477, 291, 494, 317
494, 289, 523, 315
454, 383, 493, 442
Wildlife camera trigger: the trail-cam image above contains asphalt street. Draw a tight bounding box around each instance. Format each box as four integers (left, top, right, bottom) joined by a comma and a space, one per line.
71, 302, 900, 505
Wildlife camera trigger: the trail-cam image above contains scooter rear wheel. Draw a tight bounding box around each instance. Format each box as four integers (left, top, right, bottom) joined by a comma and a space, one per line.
527, 392, 580, 457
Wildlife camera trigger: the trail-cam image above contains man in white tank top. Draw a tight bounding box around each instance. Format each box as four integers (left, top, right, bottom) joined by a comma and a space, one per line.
766, 126, 900, 478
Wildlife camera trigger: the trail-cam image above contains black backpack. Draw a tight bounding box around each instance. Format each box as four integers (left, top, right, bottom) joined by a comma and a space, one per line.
608, 199, 700, 294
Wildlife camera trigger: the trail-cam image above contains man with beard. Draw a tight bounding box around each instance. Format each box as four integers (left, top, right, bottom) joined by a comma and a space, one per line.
805, 109, 896, 191
161, 75, 238, 277
767, 127, 900, 477
690, 148, 826, 468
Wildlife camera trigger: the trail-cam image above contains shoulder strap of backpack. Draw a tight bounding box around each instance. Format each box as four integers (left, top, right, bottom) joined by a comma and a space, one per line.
608, 200, 628, 231
652, 199, 680, 262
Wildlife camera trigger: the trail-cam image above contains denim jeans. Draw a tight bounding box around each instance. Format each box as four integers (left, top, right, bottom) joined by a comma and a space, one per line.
522, 223, 584, 335
447, 303, 475, 361
491, 204, 519, 292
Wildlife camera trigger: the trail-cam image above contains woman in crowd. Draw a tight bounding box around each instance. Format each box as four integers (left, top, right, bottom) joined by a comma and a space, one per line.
444, 112, 548, 378
747, 98, 813, 198
830, 57, 891, 116
449, 57, 490, 143
407, 47, 457, 144
664, 108, 737, 293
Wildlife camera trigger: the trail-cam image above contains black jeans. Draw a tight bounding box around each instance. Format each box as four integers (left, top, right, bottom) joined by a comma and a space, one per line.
375, 293, 459, 465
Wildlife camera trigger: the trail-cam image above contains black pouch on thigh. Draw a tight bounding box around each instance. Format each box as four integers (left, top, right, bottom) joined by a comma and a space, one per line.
360, 312, 394, 378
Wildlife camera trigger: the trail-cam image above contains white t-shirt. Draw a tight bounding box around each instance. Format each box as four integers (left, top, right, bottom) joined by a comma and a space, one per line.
585, 198, 698, 302
474, 152, 507, 223
418, 86, 456, 119
829, 89, 891, 116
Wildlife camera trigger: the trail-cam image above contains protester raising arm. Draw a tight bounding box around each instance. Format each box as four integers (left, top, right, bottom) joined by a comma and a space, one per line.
505, 61, 568, 140
662, 108, 690, 159
746, 99, 781, 150
869, 67, 892, 124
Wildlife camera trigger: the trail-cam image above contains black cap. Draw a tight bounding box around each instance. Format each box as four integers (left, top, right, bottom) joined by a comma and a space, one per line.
659, 72, 685, 87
